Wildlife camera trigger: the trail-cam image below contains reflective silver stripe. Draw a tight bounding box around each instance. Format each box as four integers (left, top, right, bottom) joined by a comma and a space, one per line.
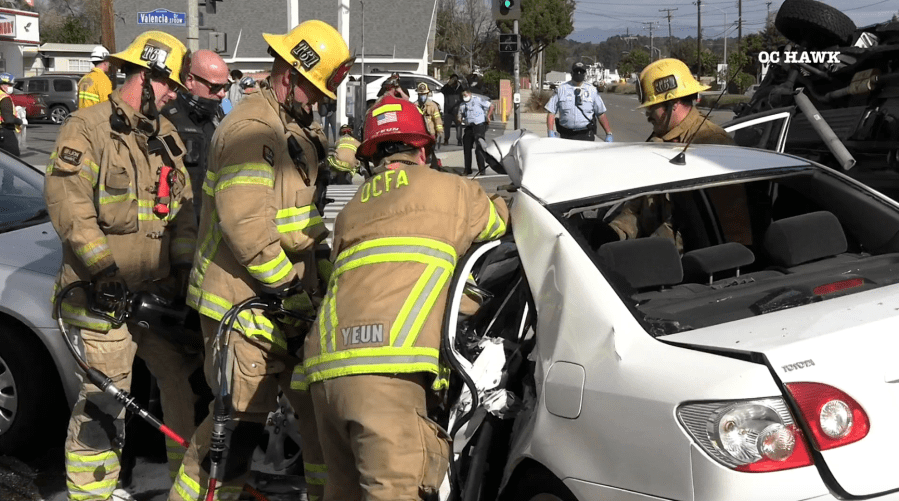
310, 353, 439, 374
392, 266, 446, 347
334, 244, 455, 272
247, 251, 292, 285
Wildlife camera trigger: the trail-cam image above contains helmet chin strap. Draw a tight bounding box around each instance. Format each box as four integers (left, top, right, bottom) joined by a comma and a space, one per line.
140, 71, 161, 137
282, 69, 314, 126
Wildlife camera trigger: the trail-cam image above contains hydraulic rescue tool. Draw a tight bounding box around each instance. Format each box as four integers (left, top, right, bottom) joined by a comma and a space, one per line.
206, 295, 313, 501
54, 281, 191, 449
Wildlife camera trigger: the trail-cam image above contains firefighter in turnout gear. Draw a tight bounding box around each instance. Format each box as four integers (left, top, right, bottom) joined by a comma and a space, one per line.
609, 58, 737, 250
45, 31, 200, 501
415, 82, 443, 143
327, 124, 359, 184
0, 73, 23, 158
302, 95, 509, 501
169, 20, 353, 501
78, 46, 114, 109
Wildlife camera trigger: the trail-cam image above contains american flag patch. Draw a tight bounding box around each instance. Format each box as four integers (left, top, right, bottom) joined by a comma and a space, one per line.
377, 111, 398, 125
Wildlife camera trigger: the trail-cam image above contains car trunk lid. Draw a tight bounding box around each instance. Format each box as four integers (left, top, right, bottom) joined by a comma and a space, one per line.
665, 284, 899, 496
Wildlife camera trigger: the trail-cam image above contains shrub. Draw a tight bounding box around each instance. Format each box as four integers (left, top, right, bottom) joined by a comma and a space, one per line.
480, 69, 512, 100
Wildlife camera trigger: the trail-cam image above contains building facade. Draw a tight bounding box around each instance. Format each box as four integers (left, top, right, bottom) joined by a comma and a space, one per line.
0, 8, 41, 77
112, 0, 438, 76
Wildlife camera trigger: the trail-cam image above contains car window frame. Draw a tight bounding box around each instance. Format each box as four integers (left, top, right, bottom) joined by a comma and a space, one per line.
723, 107, 794, 153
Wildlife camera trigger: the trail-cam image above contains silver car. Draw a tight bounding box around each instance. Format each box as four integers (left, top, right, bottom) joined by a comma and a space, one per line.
0, 151, 77, 457
439, 132, 899, 500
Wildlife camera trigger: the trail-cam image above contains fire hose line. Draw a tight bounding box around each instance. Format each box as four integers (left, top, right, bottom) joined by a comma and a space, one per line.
54, 282, 313, 501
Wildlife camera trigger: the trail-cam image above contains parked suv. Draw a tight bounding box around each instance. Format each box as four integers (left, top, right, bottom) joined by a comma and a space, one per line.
16, 74, 82, 124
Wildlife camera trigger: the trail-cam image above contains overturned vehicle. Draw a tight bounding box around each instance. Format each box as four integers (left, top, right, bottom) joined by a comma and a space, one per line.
726, 0, 899, 199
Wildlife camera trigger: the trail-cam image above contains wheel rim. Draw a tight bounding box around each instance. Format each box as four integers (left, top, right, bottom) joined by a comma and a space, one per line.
0, 353, 18, 435
51, 107, 68, 124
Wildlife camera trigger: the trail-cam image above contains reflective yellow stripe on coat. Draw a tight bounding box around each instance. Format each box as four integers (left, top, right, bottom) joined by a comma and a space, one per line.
303, 236, 457, 383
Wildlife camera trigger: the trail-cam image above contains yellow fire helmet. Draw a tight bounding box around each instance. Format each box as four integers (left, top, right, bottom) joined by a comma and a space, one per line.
263, 20, 354, 100
109, 31, 189, 90
636, 58, 709, 108
416, 82, 431, 94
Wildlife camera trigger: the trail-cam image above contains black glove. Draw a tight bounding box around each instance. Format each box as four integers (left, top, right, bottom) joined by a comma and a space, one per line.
91, 264, 127, 317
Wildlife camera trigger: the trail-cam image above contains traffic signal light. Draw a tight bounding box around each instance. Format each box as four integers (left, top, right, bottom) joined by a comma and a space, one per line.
499, 33, 519, 53
493, 0, 521, 21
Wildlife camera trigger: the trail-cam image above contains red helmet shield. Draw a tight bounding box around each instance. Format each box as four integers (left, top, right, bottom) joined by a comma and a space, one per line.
358, 96, 435, 159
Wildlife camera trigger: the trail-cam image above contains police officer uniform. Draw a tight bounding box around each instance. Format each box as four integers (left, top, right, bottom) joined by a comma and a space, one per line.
545, 75, 608, 141
458, 93, 492, 175
161, 92, 223, 219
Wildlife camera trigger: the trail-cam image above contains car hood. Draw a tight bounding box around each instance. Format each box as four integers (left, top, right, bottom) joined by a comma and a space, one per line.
0, 221, 62, 276
482, 131, 812, 205
665, 284, 899, 496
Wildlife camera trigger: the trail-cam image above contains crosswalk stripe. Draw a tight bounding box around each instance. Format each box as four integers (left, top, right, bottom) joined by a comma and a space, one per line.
322, 185, 361, 243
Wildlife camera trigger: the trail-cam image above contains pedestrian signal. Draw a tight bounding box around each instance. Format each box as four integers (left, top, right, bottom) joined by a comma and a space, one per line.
499, 33, 519, 53
493, 0, 521, 20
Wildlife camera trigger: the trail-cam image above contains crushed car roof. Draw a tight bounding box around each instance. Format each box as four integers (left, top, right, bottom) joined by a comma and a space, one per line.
491, 133, 814, 205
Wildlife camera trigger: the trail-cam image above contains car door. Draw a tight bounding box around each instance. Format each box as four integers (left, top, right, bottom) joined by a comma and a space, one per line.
722, 106, 795, 153
27, 79, 50, 103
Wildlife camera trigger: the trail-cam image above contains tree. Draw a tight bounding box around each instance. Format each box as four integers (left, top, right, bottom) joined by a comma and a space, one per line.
499, 0, 575, 89
37, 0, 102, 44
436, 0, 498, 75
617, 48, 650, 77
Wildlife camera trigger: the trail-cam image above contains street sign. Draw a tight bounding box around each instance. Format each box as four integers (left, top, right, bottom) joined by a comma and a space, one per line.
499, 33, 518, 53
137, 9, 186, 26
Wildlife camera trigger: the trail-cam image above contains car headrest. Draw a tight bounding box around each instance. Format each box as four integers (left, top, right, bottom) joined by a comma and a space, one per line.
682, 242, 755, 282
763, 211, 847, 268
597, 237, 683, 289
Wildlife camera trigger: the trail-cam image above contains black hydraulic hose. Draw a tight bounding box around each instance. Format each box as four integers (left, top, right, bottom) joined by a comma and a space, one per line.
207, 296, 310, 501
54, 281, 189, 448
460, 416, 496, 501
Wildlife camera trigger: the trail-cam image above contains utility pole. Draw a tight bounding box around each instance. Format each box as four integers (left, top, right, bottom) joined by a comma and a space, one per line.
659, 8, 678, 57
101, 0, 115, 52
514, 19, 520, 130
765, 1, 773, 28
696, 0, 702, 78
738, 0, 742, 46
643, 22, 659, 61
187, 0, 199, 52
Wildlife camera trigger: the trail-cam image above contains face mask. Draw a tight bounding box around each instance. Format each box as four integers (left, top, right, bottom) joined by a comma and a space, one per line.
418, 95, 427, 104
573, 72, 586, 83
463, 94, 472, 102
186, 93, 221, 120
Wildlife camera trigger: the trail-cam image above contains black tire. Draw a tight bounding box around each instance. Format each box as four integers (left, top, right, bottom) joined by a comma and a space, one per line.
775, 0, 856, 50
0, 325, 68, 458
49, 104, 69, 125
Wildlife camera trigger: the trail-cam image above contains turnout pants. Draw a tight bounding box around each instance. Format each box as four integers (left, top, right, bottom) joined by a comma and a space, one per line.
169, 315, 325, 501
462, 122, 488, 175
311, 374, 450, 501
65, 323, 203, 501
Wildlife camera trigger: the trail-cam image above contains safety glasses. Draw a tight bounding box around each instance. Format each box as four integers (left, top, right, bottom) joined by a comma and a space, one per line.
190, 73, 230, 94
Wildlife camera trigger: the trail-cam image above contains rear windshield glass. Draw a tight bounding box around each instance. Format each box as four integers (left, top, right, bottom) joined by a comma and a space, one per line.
560, 169, 899, 336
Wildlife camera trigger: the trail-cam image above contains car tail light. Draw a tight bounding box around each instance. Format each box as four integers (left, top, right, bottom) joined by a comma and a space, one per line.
785, 382, 869, 450
678, 399, 813, 472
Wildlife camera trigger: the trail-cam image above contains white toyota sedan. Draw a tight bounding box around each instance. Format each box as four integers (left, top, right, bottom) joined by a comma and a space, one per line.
439, 132, 899, 501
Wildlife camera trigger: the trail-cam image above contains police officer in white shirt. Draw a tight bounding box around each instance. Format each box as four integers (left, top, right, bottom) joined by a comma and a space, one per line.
546, 62, 613, 142
458, 89, 495, 175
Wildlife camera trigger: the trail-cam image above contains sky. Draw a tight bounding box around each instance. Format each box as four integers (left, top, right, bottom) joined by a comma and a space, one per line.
570, 0, 898, 42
